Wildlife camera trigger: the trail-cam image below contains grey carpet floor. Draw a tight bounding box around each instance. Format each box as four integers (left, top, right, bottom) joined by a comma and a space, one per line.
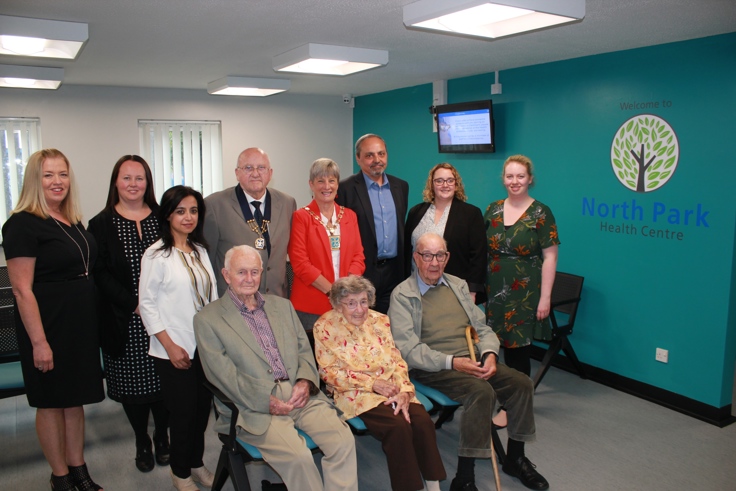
2, 360, 735, 490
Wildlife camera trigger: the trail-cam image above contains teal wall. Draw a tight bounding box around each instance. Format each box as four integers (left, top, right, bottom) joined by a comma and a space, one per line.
354, 33, 736, 409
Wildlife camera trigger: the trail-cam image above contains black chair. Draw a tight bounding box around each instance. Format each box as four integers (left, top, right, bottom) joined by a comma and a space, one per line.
0, 266, 24, 399
532, 271, 587, 389
204, 379, 321, 491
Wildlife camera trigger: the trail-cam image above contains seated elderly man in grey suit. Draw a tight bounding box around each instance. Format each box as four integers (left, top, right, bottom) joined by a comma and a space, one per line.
194, 245, 358, 491
389, 233, 548, 491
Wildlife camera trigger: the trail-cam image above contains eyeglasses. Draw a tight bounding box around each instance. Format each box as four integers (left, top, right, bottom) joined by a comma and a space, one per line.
237, 165, 270, 174
433, 178, 456, 185
340, 299, 370, 310
415, 251, 448, 263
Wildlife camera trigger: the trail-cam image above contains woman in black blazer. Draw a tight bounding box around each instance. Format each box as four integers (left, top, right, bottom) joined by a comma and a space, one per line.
405, 163, 487, 304
87, 155, 169, 474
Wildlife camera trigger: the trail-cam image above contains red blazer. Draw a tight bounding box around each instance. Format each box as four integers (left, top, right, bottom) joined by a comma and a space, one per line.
288, 201, 365, 315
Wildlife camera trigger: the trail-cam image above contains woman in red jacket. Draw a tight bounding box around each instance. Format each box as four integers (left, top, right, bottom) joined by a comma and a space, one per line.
288, 158, 365, 340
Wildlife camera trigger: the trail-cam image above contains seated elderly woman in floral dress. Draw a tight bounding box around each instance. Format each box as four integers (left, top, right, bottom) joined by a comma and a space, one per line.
313, 276, 446, 491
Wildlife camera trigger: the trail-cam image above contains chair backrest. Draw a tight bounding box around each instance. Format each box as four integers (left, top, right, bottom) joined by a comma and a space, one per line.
0, 266, 19, 362
550, 272, 584, 331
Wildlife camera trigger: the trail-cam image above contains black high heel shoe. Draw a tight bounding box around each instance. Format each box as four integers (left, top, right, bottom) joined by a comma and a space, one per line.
68, 463, 103, 491
153, 431, 170, 466
50, 473, 76, 491
135, 437, 155, 472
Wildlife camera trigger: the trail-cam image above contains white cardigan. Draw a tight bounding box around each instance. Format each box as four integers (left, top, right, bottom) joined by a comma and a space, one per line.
139, 239, 219, 359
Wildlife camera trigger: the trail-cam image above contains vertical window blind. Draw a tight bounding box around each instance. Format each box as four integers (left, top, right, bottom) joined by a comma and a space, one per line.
138, 120, 223, 199
0, 117, 41, 223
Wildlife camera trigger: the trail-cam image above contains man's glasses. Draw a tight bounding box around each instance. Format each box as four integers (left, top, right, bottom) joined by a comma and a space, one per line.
340, 299, 370, 310
433, 178, 456, 185
415, 251, 448, 263
237, 165, 270, 174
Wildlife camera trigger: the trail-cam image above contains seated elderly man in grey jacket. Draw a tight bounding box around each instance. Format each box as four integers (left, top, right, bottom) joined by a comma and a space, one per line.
388, 233, 548, 491
194, 245, 357, 491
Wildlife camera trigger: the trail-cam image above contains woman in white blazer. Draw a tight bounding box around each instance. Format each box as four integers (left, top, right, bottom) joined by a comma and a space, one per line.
139, 186, 218, 491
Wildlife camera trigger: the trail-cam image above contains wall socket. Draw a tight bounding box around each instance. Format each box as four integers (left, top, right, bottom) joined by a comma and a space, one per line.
655, 348, 669, 363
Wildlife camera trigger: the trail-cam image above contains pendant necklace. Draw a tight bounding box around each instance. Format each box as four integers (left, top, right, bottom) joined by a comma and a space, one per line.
246, 219, 270, 250
52, 217, 90, 278
305, 205, 344, 250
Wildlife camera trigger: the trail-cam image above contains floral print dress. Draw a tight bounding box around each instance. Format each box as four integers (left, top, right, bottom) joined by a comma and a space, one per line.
484, 199, 560, 348
313, 309, 418, 420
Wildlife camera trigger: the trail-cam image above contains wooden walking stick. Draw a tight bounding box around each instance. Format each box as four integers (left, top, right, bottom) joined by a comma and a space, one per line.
465, 325, 502, 491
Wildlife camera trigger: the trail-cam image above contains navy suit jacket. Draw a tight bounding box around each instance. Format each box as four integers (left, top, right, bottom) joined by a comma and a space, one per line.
336, 172, 409, 287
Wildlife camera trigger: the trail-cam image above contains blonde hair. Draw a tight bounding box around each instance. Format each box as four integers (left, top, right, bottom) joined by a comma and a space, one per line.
422, 162, 467, 202
12, 149, 83, 224
502, 154, 535, 188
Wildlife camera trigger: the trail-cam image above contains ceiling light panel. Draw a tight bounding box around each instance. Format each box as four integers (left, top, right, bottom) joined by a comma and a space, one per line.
207, 76, 290, 97
403, 0, 585, 40
0, 15, 89, 59
273, 44, 388, 76
0, 64, 64, 89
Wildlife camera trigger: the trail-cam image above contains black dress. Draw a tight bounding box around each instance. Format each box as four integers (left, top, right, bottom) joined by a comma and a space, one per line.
89, 210, 162, 403
1, 212, 104, 408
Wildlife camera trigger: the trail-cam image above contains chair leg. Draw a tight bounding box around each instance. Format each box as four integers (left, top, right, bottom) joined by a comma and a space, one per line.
434, 406, 459, 429
213, 447, 252, 491
561, 338, 587, 380
532, 337, 564, 389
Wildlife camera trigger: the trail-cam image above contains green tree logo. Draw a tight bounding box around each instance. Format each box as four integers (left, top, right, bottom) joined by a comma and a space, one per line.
611, 114, 679, 193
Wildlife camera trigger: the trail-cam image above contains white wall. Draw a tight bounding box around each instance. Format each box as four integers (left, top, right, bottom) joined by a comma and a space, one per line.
0, 85, 354, 223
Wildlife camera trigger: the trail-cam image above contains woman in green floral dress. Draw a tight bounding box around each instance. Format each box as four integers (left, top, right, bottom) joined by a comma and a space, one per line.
484, 155, 560, 378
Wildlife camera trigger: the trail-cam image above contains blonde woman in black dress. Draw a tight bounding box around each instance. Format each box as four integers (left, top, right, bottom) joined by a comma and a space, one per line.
2, 149, 104, 491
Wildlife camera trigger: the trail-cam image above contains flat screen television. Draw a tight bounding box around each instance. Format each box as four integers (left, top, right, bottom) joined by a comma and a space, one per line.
435, 100, 495, 153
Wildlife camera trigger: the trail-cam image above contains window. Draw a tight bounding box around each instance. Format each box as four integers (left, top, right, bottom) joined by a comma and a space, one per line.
1, 117, 41, 222
138, 120, 223, 199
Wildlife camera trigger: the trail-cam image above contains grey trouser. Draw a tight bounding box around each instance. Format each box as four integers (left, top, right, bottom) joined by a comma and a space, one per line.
412, 362, 536, 458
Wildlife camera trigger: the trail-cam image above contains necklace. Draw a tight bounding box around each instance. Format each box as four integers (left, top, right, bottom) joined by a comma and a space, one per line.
52, 218, 90, 278
246, 219, 270, 250
305, 205, 344, 250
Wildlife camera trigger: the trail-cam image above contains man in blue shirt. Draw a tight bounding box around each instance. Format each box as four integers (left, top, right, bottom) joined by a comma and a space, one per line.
336, 134, 409, 313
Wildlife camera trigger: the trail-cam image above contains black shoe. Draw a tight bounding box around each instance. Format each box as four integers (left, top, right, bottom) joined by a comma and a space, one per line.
502, 456, 549, 490
68, 463, 103, 491
449, 477, 479, 491
50, 473, 76, 491
153, 431, 170, 466
135, 440, 155, 473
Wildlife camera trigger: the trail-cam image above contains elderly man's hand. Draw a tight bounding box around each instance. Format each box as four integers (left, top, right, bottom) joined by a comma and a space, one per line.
477, 353, 498, 380
453, 356, 496, 380
286, 379, 312, 409
269, 395, 295, 416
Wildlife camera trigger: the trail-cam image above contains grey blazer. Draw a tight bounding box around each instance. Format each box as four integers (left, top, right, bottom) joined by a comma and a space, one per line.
204, 186, 296, 297
193, 294, 329, 436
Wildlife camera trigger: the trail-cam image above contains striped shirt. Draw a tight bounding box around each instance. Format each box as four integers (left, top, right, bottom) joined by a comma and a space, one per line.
228, 288, 289, 381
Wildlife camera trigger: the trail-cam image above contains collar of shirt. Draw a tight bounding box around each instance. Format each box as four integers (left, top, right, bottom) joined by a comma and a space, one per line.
241, 188, 269, 214
362, 171, 389, 189
416, 271, 449, 296
228, 287, 265, 313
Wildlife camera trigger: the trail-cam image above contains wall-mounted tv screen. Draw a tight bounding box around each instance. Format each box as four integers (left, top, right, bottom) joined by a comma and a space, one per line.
435, 100, 495, 154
